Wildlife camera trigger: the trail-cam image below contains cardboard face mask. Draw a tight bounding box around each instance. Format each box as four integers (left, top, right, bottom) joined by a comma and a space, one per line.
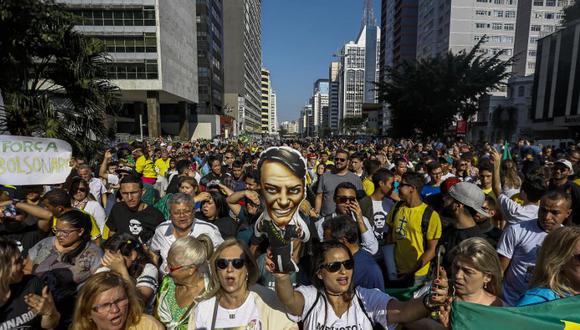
255, 146, 310, 273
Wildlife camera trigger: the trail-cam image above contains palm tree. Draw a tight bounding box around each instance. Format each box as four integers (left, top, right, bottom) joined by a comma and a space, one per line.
0, 0, 119, 158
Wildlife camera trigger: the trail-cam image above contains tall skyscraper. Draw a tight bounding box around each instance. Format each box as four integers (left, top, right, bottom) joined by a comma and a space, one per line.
196, 0, 224, 115
260, 68, 271, 134
61, 0, 198, 139
269, 90, 278, 134
223, 0, 262, 134
338, 0, 381, 125
381, 0, 418, 69
328, 61, 341, 131
312, 79, 330, 134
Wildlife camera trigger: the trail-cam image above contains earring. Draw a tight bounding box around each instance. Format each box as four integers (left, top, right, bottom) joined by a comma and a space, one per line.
484, 282, 488, 289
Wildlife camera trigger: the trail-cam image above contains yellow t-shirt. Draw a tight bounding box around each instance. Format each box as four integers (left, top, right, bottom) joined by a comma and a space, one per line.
481, 187, 496, 200
387, 203, 442, 276
154, 158, 171, 177
51, 211, 101, 240
362, 177, 374, 196
135, 155, 157, 179
127, 314, 164, 330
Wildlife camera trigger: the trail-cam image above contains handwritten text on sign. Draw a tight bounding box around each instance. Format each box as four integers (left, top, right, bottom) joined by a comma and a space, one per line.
0, 135, 72, 185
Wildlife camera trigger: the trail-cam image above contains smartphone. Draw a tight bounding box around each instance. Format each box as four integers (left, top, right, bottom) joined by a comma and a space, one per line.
435, 245, 446, 281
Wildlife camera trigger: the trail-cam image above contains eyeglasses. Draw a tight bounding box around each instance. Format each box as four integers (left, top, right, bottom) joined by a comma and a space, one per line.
334, 158, 347, 162
172, 210, 193, 217
336, 196, 356, 204
216, 258, 246, 270
168, 263, 196, 273
320, 259, 354, 273
52, 228, 80, 237
92, 297, 129, 314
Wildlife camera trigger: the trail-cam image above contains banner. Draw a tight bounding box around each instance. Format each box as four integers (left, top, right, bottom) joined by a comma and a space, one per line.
452, 296, 580, 330
0, 135, 72, 185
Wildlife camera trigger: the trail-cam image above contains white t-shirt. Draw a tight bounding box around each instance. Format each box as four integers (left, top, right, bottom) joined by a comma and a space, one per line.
83, 200, 107, 233
194, 292, 262, 329
88, 177, 107, 202
497, 219, 548, 306
289, 285, 396, 330
315, 213, 379, 255
497, 194, 538, 225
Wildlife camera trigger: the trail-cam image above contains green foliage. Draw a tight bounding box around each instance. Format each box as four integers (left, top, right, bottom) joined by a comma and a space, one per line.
562, 0, 580, 25
341, 117, 366, 134
0, 0, 119, 158
378, 38, 513, 138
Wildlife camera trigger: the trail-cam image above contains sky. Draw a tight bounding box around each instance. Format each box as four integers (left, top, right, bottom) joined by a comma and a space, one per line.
262, 0, 381, 123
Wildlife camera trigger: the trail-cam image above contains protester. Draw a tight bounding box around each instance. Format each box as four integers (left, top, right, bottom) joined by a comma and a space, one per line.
517, 226, 580, 306
69, 178, 107, 234
197, 191, 239, 238
71, 271, 163, 330
270, 240, 449, 329
191, 238, 297, 329
156, 235, 213, 329
0, 237, 61, 330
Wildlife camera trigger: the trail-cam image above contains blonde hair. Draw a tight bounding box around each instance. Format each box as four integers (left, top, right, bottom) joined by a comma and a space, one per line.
207, 238, 259, 298
501, 159, 522, 189
452, 237, 503, 296
531, 226, 580, 297
167, 234, 213, 268
71, 272, 143, 330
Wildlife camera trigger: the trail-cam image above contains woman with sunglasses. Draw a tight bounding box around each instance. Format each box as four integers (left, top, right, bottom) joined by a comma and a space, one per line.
69, 177, 107, 234
0, 237, 60, 330
156, 235, 213, 330
270, 240, 449, 329
517, 226, 580, 306
190, 238, 297, 329
71, 271, 163, 330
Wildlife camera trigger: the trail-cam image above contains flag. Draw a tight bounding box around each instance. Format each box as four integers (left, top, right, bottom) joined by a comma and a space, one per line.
452, 296, 580, 330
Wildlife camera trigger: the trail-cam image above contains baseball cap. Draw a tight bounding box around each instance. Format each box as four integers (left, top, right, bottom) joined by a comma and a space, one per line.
448, 182, 490, 217
555, 159, 574, 175
441, 177, 460, 195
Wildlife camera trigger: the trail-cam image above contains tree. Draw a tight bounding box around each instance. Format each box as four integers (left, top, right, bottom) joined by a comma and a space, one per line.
562, 0, 580, 25
491, 105, 518, 141
341, 117, 366, 135
0, 0, 119, 158
378, 39, 513, 138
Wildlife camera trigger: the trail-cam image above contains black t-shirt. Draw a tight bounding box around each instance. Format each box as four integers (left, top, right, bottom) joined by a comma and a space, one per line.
477, 219, 503, 248
0, 275, 43, 330
0, 223, 47, 256
106, 203, 165, 243
441, 225, 484, 271
196, 213, 239, 239
166, 175, 180, 194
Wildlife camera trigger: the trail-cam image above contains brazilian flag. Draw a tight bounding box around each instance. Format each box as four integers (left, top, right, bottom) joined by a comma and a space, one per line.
452, 296, 580, 330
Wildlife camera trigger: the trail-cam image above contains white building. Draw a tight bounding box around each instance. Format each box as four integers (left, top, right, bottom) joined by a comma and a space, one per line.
280, 120, 298, 135
61, 0, 198, 139
260, 68, 271, 134
328, 61, 341, 131
312, 79, 329, 134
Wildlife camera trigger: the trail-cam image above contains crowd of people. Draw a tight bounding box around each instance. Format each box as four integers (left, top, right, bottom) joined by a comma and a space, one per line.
0, 136, 579, 329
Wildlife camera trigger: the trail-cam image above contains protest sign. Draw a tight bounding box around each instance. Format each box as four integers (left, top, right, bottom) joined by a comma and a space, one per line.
0, 135, 72, 185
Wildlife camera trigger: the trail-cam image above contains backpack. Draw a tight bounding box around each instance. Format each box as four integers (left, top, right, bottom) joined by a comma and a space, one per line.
302, 288, 385, 330
387, 201, 434, 250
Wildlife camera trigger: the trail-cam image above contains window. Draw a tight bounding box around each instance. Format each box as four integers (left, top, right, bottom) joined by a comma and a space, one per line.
531, 24, 541, 31
533, 0, 543, 5
528, 50, 537, 56
530, 36, 539, 43
528, 62, 536, 70
492, 22, 503, 30
506, 0, 516, 4
546, 0, 556, 6
558, 0, 568, 6
474, 35, 483, 41
476, 10, 490, 16
545, 12, 555, 19
534, 11, 544, 18
494, 10, 504, 17
504, 23, 515, 30
503, 36, 514, 43
543, 25, 554, 32
476, 22, 489, 29
505, 10, 516, 18
107, 60, 158, 80
491, 35, 502, 42
494, 0, 504, 4
476, 0, 488, 2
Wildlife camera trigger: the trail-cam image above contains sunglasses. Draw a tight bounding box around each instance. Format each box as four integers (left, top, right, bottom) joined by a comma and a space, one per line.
320, 259, 354, 273
336, 196, 356, 204
334, 157, 347, 162
77, 187, 87, 193
168, 263, 196, 273
216, 258, 246, 270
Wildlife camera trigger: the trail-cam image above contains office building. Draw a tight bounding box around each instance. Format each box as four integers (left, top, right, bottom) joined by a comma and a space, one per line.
223, 0, 262, 134
196, 0, 224, 115
269, 90, 278, 134
381, 0, 418, 69
312, 79, 329, 134
261, 68, 271, 134
62, 0, 198, 139
328, 61, 341, 131
416, 0, 567, 79
531, 18, 580, 139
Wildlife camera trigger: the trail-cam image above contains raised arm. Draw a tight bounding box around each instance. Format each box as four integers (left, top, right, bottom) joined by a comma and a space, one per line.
490, 148, 502, 198
99, 150, 113, 180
